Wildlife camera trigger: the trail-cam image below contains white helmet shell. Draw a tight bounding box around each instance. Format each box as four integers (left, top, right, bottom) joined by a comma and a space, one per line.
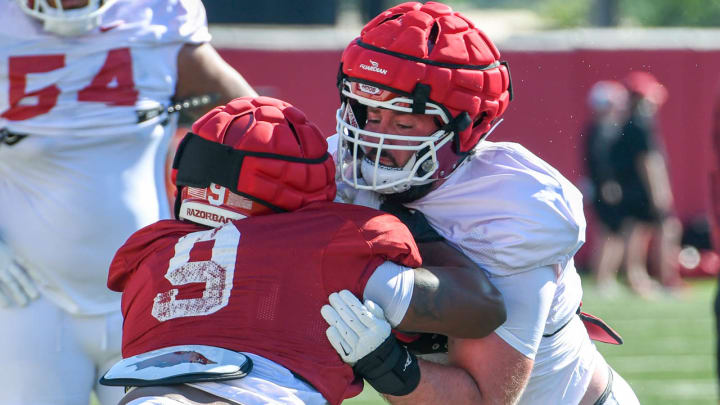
16, 0, 118, 36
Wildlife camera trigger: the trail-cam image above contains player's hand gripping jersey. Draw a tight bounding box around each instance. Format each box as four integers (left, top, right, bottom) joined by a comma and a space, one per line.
108, 201, 422, 405
0, 0, 209, 314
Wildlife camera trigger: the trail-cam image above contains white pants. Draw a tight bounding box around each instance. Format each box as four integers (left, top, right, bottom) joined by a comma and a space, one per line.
0, 296, 124, 405
601, 367, 640, 405
126, 399, 186, 405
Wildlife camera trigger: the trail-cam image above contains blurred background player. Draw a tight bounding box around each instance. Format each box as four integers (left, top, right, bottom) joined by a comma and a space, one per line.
583, 80, 630, 293
101, 96, 505, 405
614, 71, 683, 296
710, 78, 720, 405
0, 0, 256, 404
328, 2, 639, 403
584, 73, 683, 297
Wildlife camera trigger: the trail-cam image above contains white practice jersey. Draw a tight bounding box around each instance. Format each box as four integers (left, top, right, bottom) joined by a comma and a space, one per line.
0, 0, 210, 136
332, 138, 597, 404
407, 141, 591, 405
0, 0, 210, 315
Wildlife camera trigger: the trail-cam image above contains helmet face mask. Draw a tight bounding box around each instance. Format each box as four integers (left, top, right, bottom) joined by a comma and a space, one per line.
16, 0, 118, 36
336, 81, 455, 194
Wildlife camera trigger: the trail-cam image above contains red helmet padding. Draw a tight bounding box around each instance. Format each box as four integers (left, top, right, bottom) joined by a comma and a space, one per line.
342, 1, 511, 152
180, 96, 335, 212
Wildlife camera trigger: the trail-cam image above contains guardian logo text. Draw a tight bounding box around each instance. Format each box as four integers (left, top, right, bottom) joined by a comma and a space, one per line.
359, 60, 388, 75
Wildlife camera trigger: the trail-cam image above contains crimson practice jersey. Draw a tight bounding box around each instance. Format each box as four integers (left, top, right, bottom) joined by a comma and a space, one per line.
108, 201, 422, 405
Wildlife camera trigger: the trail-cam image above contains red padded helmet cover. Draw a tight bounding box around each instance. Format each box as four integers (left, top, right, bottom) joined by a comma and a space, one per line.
175, 96, 336, 213
341, 1, 512, 152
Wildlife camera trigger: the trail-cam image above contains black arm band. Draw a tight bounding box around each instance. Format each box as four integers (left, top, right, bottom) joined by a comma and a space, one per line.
404, 333, 448, 355
380, 201, 444, 243
353, 335, 421, 396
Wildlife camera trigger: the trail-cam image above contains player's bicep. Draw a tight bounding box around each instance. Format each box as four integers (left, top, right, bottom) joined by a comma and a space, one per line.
408, 241, 506, 336
363, 260, 414, 327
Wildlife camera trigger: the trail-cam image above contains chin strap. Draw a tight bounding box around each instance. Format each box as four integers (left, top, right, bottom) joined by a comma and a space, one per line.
477, 118, 504, 144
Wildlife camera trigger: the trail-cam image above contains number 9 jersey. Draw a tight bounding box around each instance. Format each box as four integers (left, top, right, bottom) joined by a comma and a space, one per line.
107, 202, 422, 405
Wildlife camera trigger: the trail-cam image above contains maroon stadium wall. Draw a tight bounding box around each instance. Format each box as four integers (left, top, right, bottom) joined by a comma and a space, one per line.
216, 45, 719, 267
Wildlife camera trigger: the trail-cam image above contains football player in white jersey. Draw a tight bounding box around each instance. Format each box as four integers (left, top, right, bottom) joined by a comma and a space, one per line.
323, 2, 641, 404
0, 1, 256, 404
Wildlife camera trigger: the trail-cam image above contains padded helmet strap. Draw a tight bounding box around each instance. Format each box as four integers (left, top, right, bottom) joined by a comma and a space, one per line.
173, 132, 244, 192
173, 132, 331, 216
442, 112, 472, 154
411, 83, 431, 114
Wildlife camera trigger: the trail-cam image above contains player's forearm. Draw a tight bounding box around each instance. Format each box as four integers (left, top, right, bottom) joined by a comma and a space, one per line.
402, 241, 506, 338
383, 359, 484, 405
637, 152, 673, 211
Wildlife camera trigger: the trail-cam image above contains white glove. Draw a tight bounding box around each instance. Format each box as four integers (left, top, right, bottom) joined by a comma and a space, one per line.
0, 241, 39, 307
321, 290, 391, 365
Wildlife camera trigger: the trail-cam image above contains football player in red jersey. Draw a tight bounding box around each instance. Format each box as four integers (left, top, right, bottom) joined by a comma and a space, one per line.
101, 96, 505, 405
325, 2, 640, 404
0, 1, 256, 404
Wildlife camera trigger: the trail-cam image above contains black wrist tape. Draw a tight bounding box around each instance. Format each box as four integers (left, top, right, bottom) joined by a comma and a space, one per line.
353, 335, 420, 396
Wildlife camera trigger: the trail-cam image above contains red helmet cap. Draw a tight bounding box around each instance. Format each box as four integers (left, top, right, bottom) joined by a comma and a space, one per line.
172, 97, 336, 227
340, 1, 512, 153
623, 71, 668, 106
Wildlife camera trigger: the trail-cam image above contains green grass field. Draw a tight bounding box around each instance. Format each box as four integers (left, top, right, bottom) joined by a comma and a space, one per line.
92, 277, 718, 405
342, 277, 719, 405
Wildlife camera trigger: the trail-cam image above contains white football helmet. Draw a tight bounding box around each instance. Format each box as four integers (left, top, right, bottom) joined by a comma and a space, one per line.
15, 0, 118, 36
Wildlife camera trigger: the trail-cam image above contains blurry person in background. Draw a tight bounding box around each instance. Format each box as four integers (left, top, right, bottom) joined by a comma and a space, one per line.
583, 73, 683, 298
615, 71, 683, 296
583, 80, 630, 293
710, 80, 720, 405
0, 0, 256, 404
